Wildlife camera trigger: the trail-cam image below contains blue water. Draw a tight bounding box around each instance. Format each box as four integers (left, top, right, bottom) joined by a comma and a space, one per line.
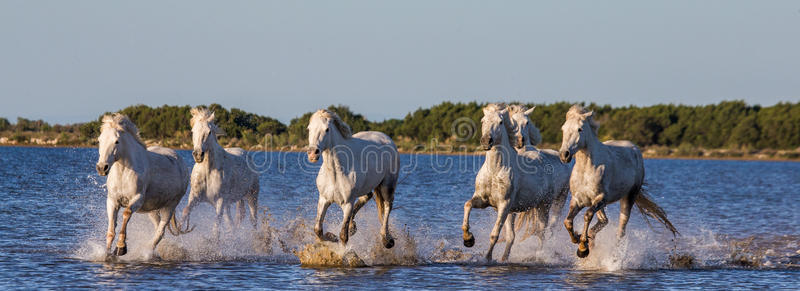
0, 146, 798, 289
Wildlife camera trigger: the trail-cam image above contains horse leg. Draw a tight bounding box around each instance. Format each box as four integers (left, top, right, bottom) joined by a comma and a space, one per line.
235, 200, 246, 228
339, 203, 354, 246
180, 194, 199, 232
462, 196, 489, 247
148, 212, 161, 230
349, 191, 373, 237
115, 194, 143, 256
564, 199, 584, 244
588, 207, 608, 249
379, 189, 395, 249
246, 192, 258, 230
105, 199, 119, 254
617, 192, 635, 239
485, 202, 510, 262
535, 204, 550, 249
314, 197, 335, 242
577, 194, 605, 258
146, 208, 172, 260
213, 199, 225, 240
224, 204, 235, 230
500, 213, 516, 262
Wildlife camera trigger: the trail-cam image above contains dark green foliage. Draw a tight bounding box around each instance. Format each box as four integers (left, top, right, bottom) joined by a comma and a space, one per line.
0, 118, 9, 131
2, 100, 799, 150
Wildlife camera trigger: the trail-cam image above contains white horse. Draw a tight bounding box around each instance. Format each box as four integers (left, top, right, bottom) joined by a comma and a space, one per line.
559, 105, 677, 258
507, 105, 571, 242
96, 113, 190, 258
306, 109, 400, 248
462, 104, 570, 262
181, 108, 260, 238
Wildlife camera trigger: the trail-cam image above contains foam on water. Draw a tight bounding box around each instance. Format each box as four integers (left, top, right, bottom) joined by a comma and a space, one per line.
71, 195, 800, 270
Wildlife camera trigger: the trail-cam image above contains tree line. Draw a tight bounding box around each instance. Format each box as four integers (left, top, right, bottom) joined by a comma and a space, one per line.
1, 100, 798, 150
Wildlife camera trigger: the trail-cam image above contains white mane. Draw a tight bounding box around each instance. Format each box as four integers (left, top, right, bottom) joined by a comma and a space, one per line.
101, 113, 146, 148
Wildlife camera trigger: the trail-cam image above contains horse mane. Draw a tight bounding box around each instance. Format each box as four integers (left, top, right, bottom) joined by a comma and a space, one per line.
313, 109, 352, 139
566, 104, 599, 134
508, 104, 543, 146
190, 107, 225, 136
101, 113, 147, 148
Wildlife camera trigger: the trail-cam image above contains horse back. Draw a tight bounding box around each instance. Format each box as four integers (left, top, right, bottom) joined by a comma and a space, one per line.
601, 140, 645, 198
142, 146, 189, 210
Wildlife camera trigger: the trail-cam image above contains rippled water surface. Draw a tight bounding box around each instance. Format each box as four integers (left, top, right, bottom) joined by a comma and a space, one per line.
1, 146, 799, 289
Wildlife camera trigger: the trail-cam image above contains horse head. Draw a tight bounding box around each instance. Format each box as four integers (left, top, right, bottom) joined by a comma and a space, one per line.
190, 107, 224, 163
480, 104, 513, 151
307, 109, 351, 163
559, 104, 597, 163
96, 113, 145, 176
508, 105, 540, 149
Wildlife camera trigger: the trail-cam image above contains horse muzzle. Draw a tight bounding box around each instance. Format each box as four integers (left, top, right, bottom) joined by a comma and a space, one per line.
192, 150, 205, 163
480, 136, 493, 150
307, 148, 320, 163
560, 150, 572, 163
96, 163, 110, 176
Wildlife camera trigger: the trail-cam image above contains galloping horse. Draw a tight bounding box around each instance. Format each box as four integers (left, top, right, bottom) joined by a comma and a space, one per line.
462, 104, 570, 262
559, 105, 677, 258
507, 105, 571, 243
96, 113, 190, 258
181, 108, 260, 238
307, 109, 400, 248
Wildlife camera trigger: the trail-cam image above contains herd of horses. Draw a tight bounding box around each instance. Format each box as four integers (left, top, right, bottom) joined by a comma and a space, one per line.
95, 104, 677, 262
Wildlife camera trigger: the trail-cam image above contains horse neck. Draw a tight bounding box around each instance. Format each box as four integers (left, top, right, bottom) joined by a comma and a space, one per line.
116, 133, 148, 169
575, 129, 605, 165
485, 131, 516, 168
204, 135, 226, 169
321, 128, 352, 173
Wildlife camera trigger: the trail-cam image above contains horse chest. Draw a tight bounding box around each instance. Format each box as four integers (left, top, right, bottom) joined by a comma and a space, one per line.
317, 167, 358, 204
570, 164, 606, 205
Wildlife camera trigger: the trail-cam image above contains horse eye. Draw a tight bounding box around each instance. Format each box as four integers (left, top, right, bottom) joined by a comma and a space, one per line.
578, 128, 583, 132
325, 128, 329, 132
115, 140, 119, 144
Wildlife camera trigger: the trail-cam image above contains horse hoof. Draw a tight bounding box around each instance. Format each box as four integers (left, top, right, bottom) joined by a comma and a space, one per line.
322, 232, 339, 242
349, 222, 357, 237
463, 233, 475, 248
576, 247, 589, 258
382, 237, 395, 249
114, 246, 127, 256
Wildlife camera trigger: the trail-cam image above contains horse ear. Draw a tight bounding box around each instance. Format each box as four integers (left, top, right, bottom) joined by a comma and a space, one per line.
208, 112, 216, 122
582, 111, 594, 119
524, 107, 535, 116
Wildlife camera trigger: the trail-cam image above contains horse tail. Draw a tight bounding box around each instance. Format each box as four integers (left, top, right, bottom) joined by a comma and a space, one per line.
514, 208, 538, 242
168, 211, 195, 236
634, 188, 678, 236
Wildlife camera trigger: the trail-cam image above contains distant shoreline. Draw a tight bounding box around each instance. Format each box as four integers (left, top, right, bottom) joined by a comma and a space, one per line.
3, 143, 799, 162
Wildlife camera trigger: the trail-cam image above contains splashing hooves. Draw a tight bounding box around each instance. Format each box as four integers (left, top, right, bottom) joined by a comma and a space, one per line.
113, 246, 128, 256
322, 232, 339, 242
463, 233, 475, 248
576, 246, 589, 258
382, 236, 395, 249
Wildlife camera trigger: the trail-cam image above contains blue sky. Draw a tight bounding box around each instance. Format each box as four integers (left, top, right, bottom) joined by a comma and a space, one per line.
1, 1, 799, 124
